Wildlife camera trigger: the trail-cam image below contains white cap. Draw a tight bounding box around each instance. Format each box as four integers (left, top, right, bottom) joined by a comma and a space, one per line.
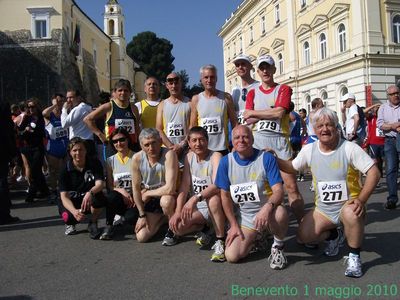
257, 55, 275, 68
340, 93, 356, 102
233, 54, 251, 64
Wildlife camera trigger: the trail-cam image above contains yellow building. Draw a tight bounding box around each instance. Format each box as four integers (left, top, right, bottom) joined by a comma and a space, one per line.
219, 0, 400, 115
0, 0, 146, 104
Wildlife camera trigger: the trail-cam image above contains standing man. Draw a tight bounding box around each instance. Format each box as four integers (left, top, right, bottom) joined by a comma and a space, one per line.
131, 128, 179, 244
277, 108, 380, 278
231, 54, 259, 125
243, 55, 304, 224
340, 93, 366, 146
304, 98, 324, 145
377, 85, 400, 209
136, 77, 161, 129
61, 89, 95, 155
215, 125, 288, 269
0, 102, 19, 225
156, 73, 190, 157
84, 79, 140, 155
190, 64, 237, 155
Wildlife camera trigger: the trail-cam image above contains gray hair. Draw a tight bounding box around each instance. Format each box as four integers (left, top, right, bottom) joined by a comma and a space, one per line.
311, 107, 339, 129
200, 64, 217, 76
139, 127, 161, 143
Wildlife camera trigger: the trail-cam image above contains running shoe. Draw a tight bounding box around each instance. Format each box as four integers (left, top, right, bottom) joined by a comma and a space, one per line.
65, 225, 76, 236
195, 231, 212, 247
210, 240, 226, 262
324, 227, 345, 256
100, 225, 114, 240
88, 221, 100, 239
343, 253, 363, 278
113, 214, 125, 226
162, 229, 178, 246
268, 247, 288, 270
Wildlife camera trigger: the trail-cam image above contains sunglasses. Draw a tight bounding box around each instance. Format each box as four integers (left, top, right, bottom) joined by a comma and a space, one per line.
388, 92, 399, 96
28, 105, 36, 108
241, 88, 248, 102
112, 137, 127, 144
166, 77, 180, 84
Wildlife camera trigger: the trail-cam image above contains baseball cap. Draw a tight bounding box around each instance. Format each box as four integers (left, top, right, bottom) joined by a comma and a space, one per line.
340, 93, 356, 102
257, 55, 275, 68
233, 54, 251, 64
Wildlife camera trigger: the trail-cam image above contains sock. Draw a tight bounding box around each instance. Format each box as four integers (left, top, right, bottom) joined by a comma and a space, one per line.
326, 228, 338, 241
216, 236, 225, 241
349, 247, 361, 256
272, 237, 284, 249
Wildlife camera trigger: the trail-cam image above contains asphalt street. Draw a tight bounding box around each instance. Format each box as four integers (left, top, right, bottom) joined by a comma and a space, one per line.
1, 176, 399, 300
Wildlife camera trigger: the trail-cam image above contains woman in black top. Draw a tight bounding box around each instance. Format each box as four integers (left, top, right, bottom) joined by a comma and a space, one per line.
58, 137, 106, 238
17, 98, 49, 202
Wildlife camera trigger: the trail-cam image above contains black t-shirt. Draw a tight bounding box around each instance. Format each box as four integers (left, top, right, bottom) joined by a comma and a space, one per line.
59, 158, 104, 199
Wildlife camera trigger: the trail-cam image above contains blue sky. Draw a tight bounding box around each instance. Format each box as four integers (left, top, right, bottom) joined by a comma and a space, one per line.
75, 0, 243, 88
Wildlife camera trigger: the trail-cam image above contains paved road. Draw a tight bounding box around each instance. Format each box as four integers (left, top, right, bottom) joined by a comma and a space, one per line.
1, 177, 399, 300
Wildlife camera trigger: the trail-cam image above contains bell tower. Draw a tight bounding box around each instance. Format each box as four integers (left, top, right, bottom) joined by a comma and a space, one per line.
104, 0, 126, 49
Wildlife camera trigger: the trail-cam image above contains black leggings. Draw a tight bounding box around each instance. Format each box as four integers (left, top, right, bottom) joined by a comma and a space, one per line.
21, 146, 48, 195
58, 191, 107, 225
106, 190, 138, 225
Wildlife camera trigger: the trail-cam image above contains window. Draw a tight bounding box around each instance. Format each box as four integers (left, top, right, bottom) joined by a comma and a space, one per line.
319, 33, 327, 60
261, 16, 266, 34
393, 15, 400, 43
249, 26, 254, 44
275, 4, 280, 24
233, 41, 237, 56
338, 24, 346, 52
300, 0, 306, 8
108, 20, 115, 35
305, 94, 311, 113
239, 36, 243, 53
321, 90, 328, 107
27, 7, 54, 39
227, 46, 231, 61
303, 41, 311, 66
93, 43, 97, 66
278, 53, 284, 74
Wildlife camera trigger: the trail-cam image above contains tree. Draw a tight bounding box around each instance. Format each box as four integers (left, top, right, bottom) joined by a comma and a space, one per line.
126, 31, 175, 82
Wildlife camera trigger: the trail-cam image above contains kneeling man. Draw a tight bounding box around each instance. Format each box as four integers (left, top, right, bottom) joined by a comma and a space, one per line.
131, 128, 179, 243
277, 108, 380, 278
215, 125, 289, 270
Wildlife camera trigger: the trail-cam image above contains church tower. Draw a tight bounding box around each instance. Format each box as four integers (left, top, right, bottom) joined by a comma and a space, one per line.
104, 0, 126, 50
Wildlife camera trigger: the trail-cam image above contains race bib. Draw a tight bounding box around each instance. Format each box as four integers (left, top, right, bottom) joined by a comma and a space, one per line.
256, 120, 281, 133
375, 127, 384, 137
317, 180, 348, 203
192, 176, 210, 194
230, 182, 260, 204
167, 122, 185, 138
237, 110, 245, 125
201, 117, 222, 135
114, 172, 132, 190
115, 119, 135, 134
54, 126, 68, 139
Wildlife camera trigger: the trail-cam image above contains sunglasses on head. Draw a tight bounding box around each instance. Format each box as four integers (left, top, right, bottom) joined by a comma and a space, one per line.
112, 137, 127, 144
166, 77, 180, 84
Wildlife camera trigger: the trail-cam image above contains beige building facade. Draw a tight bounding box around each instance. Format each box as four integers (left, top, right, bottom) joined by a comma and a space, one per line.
0, 0, 145, 104
219, 0, 400, 115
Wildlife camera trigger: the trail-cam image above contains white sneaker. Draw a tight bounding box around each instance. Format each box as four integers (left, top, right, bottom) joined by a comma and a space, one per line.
113, 214, 125, 226
210, 240, 226, 262
268, 247, 288, 270
324, 228, 345, 257
64, 224, 76, 235
344, 253, 363, 278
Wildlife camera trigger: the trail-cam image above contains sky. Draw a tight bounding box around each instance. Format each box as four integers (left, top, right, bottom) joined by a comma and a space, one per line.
75, 0, 244, 89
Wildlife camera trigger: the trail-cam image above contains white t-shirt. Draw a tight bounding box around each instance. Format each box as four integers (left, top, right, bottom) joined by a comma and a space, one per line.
345, 104, 358, 136
292, 140, 374, 175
